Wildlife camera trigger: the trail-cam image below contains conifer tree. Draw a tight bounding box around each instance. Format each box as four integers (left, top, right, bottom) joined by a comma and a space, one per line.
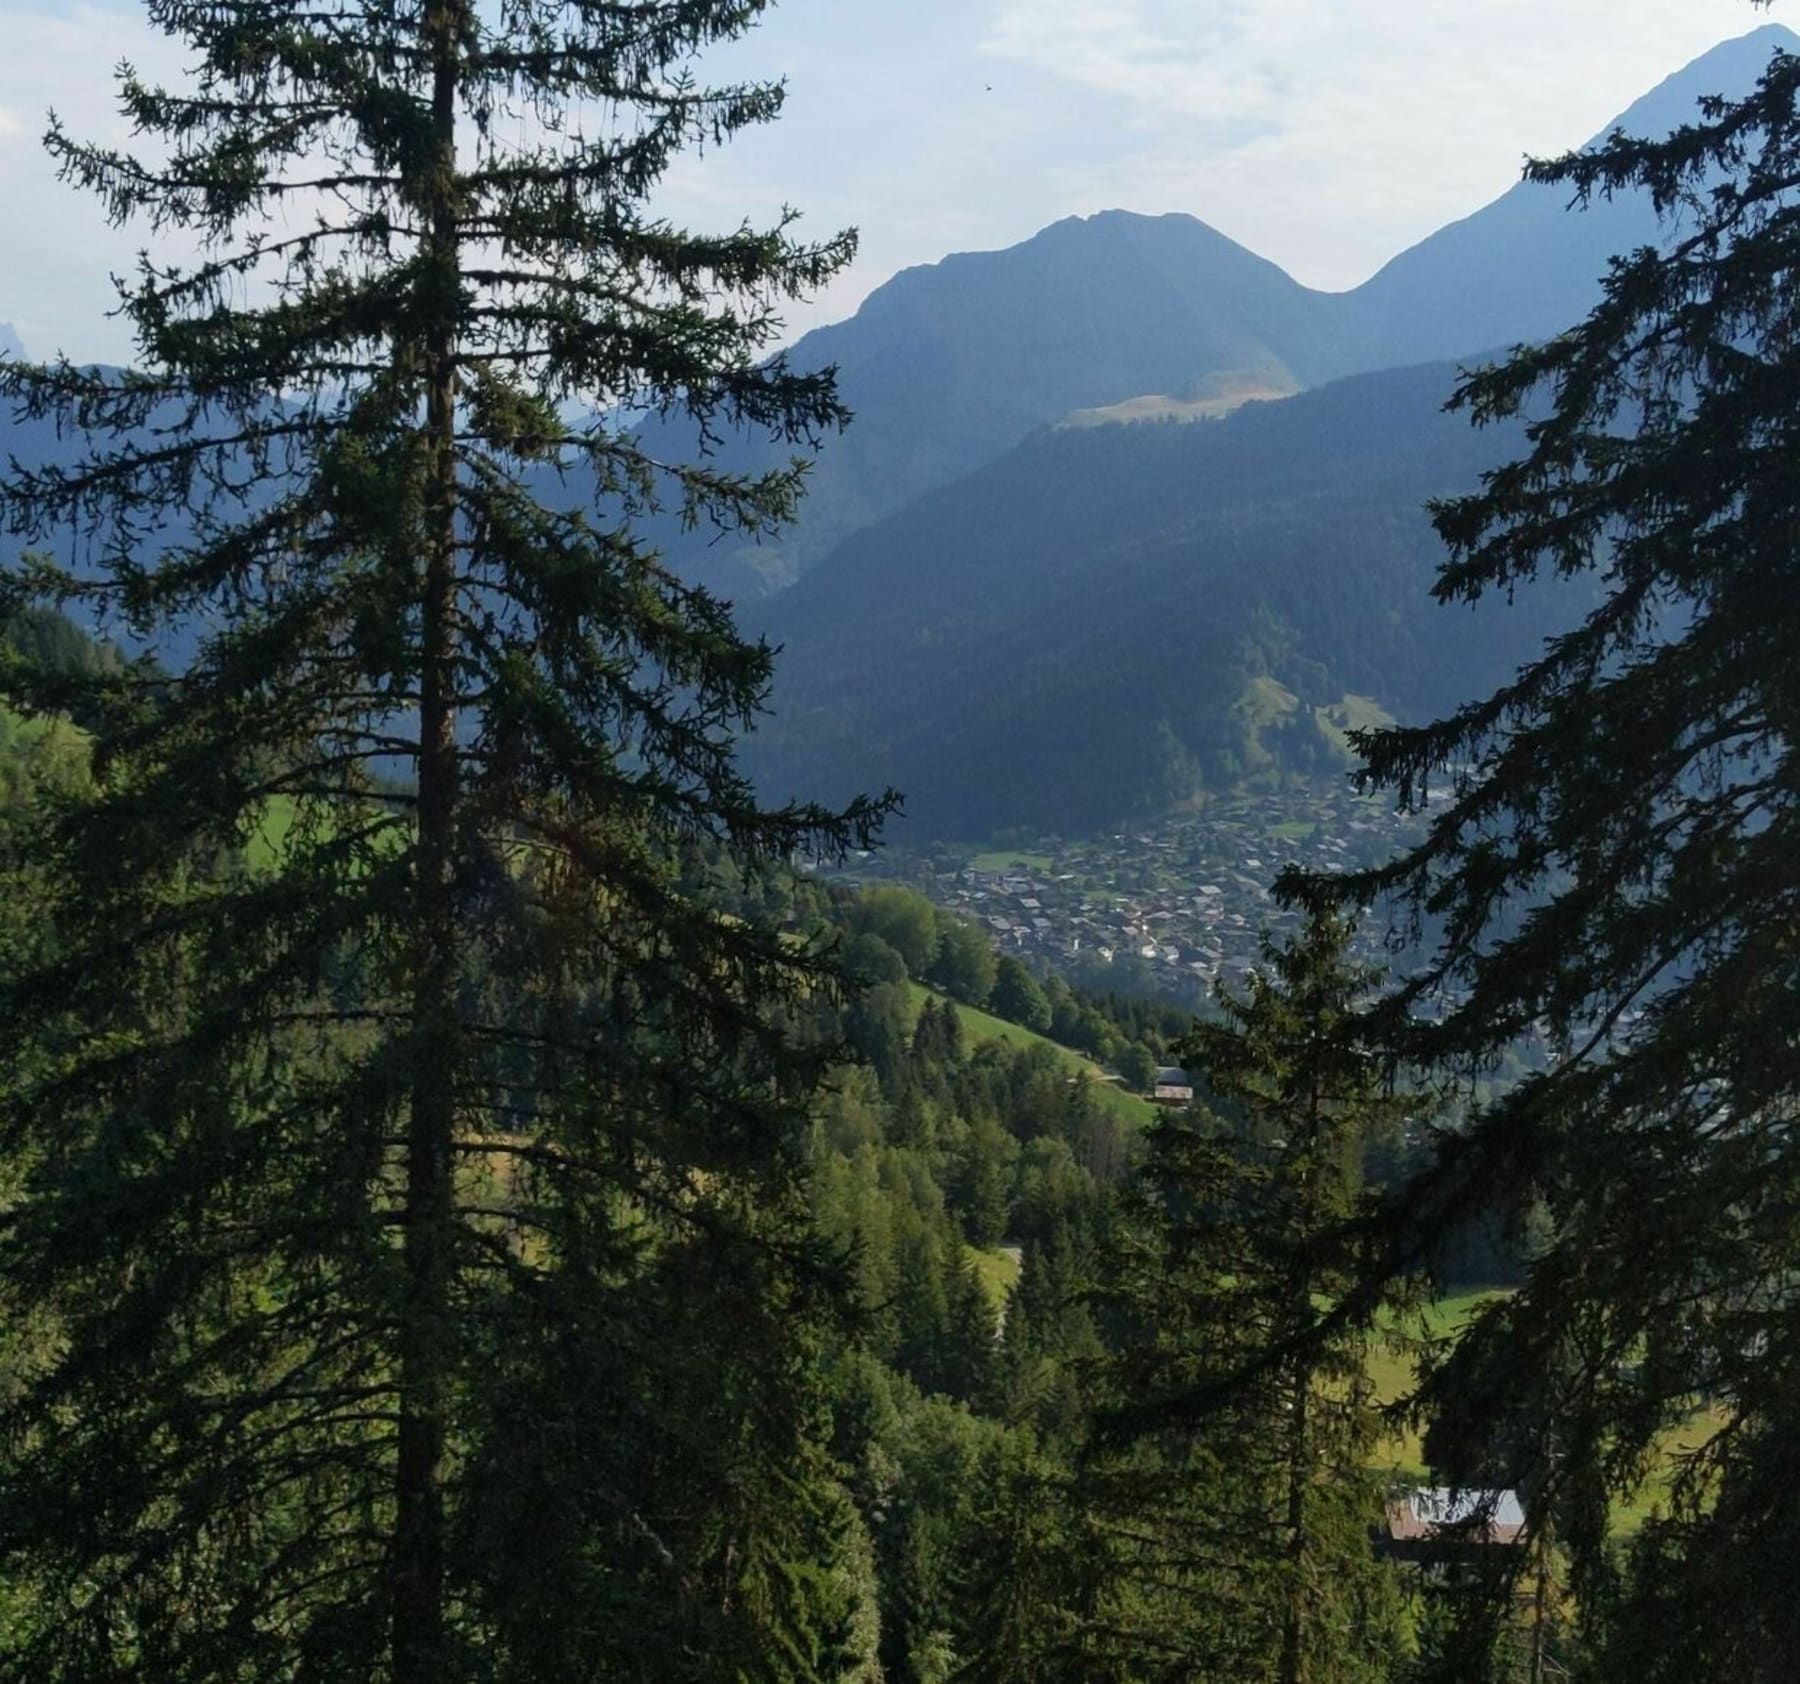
0, 3, 881, 1679
1285, 32, 1800, 1681
952, 1434, 1087, 1684
1082, 912, 1411, 1683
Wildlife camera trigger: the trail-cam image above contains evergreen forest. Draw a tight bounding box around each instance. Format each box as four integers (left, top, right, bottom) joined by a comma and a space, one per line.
0, 4, 1796, 1681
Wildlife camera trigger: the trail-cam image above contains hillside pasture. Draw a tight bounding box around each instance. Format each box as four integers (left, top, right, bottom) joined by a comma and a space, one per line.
909, 982, 1159, 1127
968, 849, 1054, 873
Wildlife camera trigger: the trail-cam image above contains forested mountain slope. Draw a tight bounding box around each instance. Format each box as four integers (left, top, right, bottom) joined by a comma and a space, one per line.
741, 360, 1571, 837
645, 25, 1794, 597
1334, 25, 1796, 368
2, 29, 1788, 624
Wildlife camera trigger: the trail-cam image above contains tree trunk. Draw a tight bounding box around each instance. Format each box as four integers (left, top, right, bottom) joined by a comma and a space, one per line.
392, 5, 464, 1679
1280, 1069, 1326, 1684
1528, 1501, 1556, 1684
1278, 1358, 1309, 1684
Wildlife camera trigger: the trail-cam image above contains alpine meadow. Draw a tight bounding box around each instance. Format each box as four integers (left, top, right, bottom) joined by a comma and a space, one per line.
0, 3, 1797, 1682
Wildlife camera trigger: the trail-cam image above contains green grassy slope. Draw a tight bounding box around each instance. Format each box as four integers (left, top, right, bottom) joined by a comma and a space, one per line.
908, 981, 1159, 1127
967, 1245, 1023, 1318
1368, 1289, 1506, 1480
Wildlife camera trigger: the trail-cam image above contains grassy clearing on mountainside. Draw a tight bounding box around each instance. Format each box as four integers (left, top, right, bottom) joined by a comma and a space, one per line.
909, 982, 1160, 1127
1234, 674, 1301, 736
967, 1244, 1023, 1319
1367, 1289, 1727, 1534
245, 794, 412, 873
1314, 692, 1396, 757
1368, 1289, 1506, 1481
968, 849, 1055, 873
1056, 366, 1301, 432
1057, 381, 1298, 430
245, 796, 300, 870
1610, 1407, 1732, 1530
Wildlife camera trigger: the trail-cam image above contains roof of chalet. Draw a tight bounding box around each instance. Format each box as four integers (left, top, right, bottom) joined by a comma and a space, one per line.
1384, 1488, 1526, 1546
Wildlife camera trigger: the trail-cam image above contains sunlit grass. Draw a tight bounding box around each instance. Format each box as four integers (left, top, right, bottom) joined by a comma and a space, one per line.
967, 1244, 1023, 1317
909, 982, 1160, 1126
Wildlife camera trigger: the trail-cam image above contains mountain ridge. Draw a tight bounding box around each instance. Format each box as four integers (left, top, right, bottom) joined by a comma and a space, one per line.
741, 357, 1585, 838
646, 24, 1796, 597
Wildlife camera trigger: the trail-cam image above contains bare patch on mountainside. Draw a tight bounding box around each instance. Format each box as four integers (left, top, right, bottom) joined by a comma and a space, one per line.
1058, 366, 1300, 430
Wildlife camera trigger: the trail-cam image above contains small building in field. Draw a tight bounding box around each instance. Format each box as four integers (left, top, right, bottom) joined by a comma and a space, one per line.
1378, 1488, 1526, 1564
1153, 1067, 1194, 1104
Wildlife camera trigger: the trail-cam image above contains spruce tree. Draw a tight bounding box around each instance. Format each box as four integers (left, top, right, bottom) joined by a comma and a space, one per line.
1285, 33, 1800, 1681
0, 3, 881, 1679
1082, 912, 1411, 1683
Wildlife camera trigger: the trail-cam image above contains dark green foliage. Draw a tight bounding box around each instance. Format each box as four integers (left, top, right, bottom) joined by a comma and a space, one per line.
925, 914, 998, 1007
804, 960, 1125, 1419
1, 607, 112, 672
0, 5, 884, 1680
946, 1114, 1014, 1248
893, 1238, 997, 1407
849, 884, 942, 979
1081, 913, 1412, 1682
911, 997, 965, 1072
991, 957, 1053, 1034
1590, 1400, 1800, 1681
1287, 31, 1800, 1681
1114, 1041, 1158, 1093
781, 908, 1129, 1682
950, 1433, 1088, 1684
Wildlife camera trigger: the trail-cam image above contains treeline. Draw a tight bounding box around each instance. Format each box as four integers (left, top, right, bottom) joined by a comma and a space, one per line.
826, 880, 1187, 1088
0, 619, 1520, 1679
677, 818, 1535, 1680
782, 891, 1530, 1681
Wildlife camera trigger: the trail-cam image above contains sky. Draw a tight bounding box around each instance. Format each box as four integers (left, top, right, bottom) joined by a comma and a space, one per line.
0, 0, 1792, 362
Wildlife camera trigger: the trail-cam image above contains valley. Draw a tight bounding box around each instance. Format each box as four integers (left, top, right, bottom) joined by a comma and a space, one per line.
3, 14, 1794, 1679
827, 775, 1429, 1005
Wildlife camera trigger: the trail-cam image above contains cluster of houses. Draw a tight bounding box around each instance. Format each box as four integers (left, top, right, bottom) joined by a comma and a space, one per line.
880, 785, 1424, 1001
951, 861, 1271, 991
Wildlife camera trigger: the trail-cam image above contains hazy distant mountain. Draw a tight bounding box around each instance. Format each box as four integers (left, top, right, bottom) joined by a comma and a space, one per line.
1335, 25, 1797, 369
2, 24, 1791, 739
658, 24, 1795, 598
716, 26, 1797, 839
0, 323, 23, 361
641, 210, 1352, 595
742, 361, 1580, 839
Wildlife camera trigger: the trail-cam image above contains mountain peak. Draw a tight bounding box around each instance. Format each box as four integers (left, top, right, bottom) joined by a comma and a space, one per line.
1593, 22, 1800, 147
853, 208, 1274, 318
650, 27, 1800, 600
1342, 24, 1795, 370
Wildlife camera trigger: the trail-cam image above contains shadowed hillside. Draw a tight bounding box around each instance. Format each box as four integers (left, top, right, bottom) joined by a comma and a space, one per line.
650, 24, 1795, 597
742, 360, 1579, 837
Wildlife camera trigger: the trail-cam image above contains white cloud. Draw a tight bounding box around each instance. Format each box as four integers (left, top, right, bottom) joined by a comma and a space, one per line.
0, 3, 191, 359
980, 0, 1797, 288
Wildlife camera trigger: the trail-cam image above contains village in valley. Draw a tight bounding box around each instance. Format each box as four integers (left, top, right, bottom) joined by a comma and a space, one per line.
833, 780, 1431, 1005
